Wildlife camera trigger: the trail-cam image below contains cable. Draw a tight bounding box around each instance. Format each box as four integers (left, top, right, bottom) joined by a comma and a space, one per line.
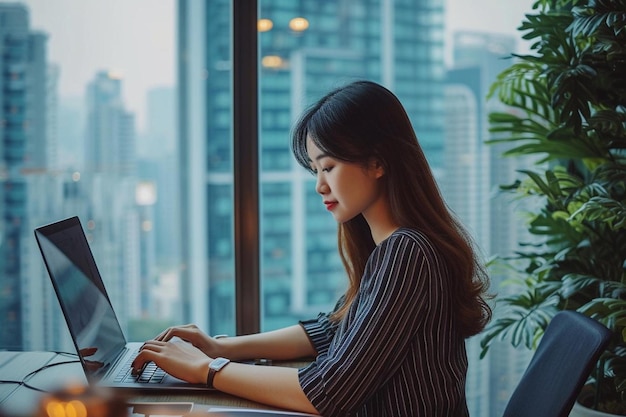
0, 359, 81, 393
52, 351, 79, 357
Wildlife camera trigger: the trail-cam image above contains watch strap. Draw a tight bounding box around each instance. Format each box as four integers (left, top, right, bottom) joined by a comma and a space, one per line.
206, 357, 230, 388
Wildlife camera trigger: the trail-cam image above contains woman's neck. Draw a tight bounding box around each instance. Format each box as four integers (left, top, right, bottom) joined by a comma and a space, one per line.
364, 198, 400, 245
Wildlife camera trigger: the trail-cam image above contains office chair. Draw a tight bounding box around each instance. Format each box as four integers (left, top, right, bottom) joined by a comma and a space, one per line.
502, 310, 612, 417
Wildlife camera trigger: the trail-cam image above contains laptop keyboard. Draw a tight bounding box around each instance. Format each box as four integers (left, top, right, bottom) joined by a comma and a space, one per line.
114, 353, 167, 384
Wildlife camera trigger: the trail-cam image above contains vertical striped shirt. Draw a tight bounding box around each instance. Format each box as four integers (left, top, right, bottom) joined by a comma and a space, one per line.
298, 228, 469, 416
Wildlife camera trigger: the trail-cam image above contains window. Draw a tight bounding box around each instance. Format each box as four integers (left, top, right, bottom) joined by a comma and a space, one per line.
1, 1, 537, 415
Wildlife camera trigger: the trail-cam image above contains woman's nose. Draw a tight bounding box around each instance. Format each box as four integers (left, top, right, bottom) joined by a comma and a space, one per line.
315, 176, 329, 195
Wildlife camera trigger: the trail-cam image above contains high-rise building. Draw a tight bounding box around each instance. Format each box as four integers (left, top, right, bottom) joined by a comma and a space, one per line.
85, 71, 136, 175
136, 87, 181, 323
0, 3, 51, 350
82, 71, 141, 335
46, 64, 60, 171
57, 96, 85, 168
444, 30, 534, 417
178, 0, 445, 334
140, 87, 180, 267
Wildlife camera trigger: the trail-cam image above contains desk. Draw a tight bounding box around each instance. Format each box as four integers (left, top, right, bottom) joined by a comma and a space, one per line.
0, 352, 311, 417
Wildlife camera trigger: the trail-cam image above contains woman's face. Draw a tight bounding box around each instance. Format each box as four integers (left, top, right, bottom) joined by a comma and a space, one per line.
306, 136, 385, 224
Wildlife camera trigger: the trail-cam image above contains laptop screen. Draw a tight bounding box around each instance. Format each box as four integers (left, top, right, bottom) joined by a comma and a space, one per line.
35, 216, 127, 381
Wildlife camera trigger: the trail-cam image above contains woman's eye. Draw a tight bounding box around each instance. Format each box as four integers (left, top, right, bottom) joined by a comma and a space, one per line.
322, 166, 333, 173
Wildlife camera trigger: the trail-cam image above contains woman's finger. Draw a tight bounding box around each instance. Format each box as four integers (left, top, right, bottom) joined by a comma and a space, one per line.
140, 340, 166, 352
155, 324, 198, 342
131, 348, 156, 374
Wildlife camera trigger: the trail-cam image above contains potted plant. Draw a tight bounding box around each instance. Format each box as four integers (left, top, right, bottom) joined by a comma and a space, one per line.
478, 0, 626, 415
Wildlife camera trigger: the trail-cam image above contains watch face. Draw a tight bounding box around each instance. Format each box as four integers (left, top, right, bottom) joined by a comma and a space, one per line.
211, 357, 230, 370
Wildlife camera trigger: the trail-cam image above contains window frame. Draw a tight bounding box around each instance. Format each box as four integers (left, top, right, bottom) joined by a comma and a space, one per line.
232, 0, 261, 335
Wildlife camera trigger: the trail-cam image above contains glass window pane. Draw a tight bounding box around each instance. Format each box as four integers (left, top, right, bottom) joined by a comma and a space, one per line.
257, 0, 447, 327
0, 1, 191, 353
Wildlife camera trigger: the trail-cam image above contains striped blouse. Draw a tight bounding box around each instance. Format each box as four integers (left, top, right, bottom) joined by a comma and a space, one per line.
298, 228, 469, 417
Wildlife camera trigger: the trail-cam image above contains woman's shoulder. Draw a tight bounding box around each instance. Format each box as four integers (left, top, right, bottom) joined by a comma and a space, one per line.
384, 227, 433, 249
366, 227, 447, 284
390, 227, 426, 239
374, 227, 441, 261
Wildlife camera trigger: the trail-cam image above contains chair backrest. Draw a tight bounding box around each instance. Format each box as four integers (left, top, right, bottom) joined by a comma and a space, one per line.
502, 310, 612, 417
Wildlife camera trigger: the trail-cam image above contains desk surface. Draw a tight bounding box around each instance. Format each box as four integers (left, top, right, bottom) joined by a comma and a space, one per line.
0, 351, 311, 417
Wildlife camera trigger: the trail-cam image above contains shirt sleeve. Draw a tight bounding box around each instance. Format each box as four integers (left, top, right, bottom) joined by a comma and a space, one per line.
299, 296, 343, 355
298, 232, 443, 416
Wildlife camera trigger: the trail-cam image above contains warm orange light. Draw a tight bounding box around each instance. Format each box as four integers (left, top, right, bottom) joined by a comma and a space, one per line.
68, 401, 88, 417
289, 17, 309, 32
44, 400, 87, 417
261, 55, 284, 69
38, 386, 125, 417
258, 18, 273, 32
45, 401, 65, 417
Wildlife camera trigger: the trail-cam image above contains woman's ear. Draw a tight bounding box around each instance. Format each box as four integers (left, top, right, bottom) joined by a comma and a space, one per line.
369, 158, 385, 179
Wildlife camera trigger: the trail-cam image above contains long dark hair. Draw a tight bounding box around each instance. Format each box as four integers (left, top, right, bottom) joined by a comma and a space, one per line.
291, 80, 491, 338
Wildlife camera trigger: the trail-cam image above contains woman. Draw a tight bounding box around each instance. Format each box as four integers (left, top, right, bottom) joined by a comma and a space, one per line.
132, 80, 492, 416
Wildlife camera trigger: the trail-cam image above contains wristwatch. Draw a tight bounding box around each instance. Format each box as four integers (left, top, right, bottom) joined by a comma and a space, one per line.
206, 357, 231, 388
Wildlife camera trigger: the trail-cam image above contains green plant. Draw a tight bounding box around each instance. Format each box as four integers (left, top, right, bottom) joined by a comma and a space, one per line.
479, 0, 626, 414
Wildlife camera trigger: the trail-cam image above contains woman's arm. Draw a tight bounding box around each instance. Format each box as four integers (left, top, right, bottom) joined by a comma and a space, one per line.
132, 334, 319, 415
214, 361, 319, 414
150, 324, 317, 362
218, 325, 318, 361
299, 232, 441, 416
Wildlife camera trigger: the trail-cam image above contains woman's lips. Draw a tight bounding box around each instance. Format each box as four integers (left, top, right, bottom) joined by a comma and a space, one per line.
324, 201, 337, 211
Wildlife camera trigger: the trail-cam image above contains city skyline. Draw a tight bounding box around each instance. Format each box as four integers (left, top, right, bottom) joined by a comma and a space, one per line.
9, 0, 535, 131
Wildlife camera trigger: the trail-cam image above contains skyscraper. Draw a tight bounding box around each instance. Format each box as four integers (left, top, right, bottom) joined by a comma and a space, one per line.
178, 0, 445, 334
82, 70, 141, 335
85, 71, 136, 175
0, 3, 50, 350
140, 87, 179, 268
136, 86, 181, 324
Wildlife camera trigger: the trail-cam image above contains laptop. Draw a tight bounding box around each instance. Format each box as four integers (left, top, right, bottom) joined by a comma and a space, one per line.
34, 216, 213, 392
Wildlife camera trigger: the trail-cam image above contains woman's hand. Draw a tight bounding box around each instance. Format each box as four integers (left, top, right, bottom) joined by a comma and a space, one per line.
131, 339, 211, 384
153, 324, 222, 357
